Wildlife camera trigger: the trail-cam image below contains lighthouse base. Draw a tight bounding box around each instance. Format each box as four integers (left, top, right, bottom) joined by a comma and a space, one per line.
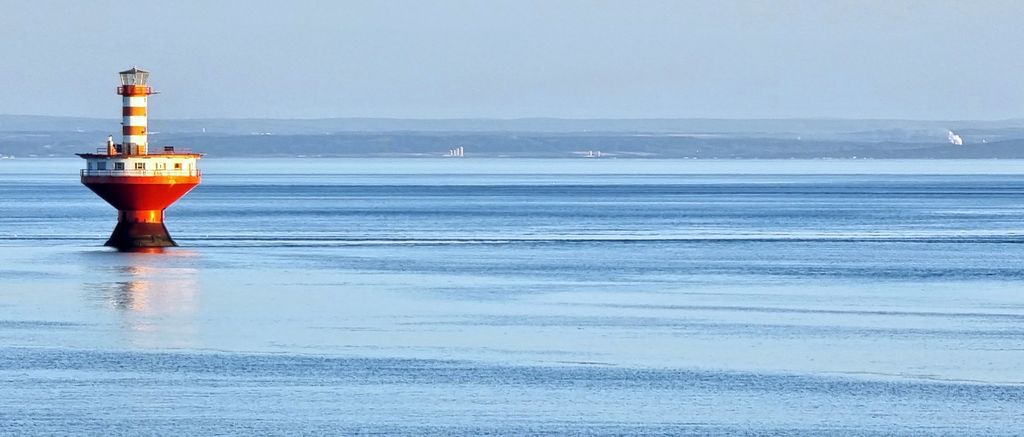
105, 210, 177, 250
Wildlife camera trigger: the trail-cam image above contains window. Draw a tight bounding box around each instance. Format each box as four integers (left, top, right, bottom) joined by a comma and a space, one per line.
135, 162, 146, 170
155, 162, 166, 170
114, 162, 124, 170
97, 162, 107, 170
174, 163, 182, 170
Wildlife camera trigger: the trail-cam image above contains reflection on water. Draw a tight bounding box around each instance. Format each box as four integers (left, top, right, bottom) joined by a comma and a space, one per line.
83, 250, 201, 349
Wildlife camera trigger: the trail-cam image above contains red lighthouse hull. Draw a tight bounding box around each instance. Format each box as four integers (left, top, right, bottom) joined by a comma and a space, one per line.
81, 175, 200, 249
82, 175, 200, 210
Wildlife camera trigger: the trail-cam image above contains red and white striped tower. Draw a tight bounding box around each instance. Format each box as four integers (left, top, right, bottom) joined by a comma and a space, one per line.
119, 66, 151, 155
77, 67, 203, 250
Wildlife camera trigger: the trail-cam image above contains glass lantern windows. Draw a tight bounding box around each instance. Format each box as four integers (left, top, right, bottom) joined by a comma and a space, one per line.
119, 67, 150, 86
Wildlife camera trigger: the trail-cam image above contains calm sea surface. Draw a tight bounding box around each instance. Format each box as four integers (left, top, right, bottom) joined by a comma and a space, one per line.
2, 158, 1023, 435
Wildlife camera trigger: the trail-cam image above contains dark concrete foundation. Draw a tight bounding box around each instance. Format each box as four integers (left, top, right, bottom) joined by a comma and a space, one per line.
105, 215, 177, 250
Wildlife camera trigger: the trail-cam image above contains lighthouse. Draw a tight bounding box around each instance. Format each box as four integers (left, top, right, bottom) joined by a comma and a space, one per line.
77, 67, 202, 250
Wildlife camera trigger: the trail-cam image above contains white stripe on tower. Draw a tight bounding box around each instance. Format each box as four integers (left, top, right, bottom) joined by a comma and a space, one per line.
123, 116, 148, 126
124, 96, 148, 107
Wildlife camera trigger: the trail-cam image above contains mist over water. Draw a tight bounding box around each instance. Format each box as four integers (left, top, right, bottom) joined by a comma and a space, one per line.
2, 158, 1023, 434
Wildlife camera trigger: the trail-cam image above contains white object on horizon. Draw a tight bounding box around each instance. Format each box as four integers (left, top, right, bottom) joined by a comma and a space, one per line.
948, 130, 964, 146
447, 146, 465, 157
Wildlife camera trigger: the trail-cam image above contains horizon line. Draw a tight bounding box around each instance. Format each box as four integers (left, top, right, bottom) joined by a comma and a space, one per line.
2, 114, 1023, 123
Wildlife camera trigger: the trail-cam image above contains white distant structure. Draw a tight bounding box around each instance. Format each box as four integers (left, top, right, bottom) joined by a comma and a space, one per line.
585, 150, 603, 158
948, 129, 964, 146
447, 146, 465, 157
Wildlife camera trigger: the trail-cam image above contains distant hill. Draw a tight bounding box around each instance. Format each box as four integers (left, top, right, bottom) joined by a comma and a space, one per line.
2, 115, 1024, 158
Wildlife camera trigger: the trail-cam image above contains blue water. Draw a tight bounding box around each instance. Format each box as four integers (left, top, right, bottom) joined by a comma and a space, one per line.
2, 158, 1023, 434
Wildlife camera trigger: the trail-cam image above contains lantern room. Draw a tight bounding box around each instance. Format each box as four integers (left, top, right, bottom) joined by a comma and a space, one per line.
120, 67, 150, 86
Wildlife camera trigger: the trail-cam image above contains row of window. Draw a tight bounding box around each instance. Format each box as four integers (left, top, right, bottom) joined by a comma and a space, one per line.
92, 161, 185, 171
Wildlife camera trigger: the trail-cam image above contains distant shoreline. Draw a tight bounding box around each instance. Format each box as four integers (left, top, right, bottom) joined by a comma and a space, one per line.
5, 116, 1024, 159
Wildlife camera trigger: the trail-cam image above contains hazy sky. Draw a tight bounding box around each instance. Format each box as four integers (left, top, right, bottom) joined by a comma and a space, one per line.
1, 0, 1023, 120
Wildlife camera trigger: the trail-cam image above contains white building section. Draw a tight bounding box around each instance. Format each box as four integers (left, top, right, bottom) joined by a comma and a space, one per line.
948, 130, 964, 146
83, 155, 199, 176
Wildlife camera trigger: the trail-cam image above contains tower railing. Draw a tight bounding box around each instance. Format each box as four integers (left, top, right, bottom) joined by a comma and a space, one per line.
81, 169, 201, 177
91, 146, 196, 155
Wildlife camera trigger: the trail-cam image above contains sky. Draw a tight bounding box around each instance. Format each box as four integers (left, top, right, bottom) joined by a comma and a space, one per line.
1, 0, 1023, 120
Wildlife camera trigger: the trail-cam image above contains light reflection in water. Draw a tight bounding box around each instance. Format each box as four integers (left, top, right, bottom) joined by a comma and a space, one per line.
84, 249, 201, 349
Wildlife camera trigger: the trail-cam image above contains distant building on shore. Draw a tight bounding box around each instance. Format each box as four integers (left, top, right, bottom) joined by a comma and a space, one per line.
948, 130, 964, 146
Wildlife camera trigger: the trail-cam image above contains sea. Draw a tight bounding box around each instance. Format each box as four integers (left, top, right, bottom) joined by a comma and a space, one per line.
1, 158, 1023, 435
